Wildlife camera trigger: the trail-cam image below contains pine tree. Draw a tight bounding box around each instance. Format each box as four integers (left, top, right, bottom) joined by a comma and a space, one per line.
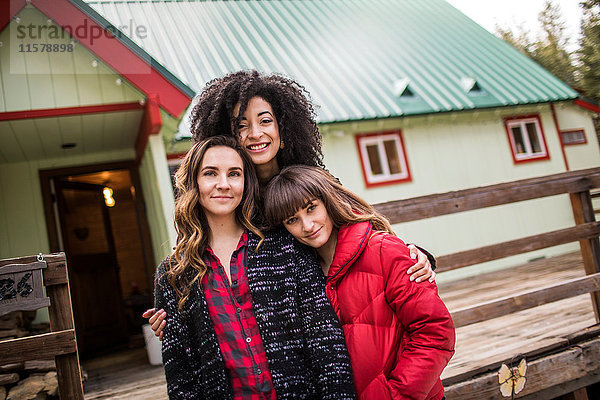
532, 1, 576, 86
496, 1, 600, 143
577, 0, 600, 140
578, 0, 600, 102
495, 1, 576, 86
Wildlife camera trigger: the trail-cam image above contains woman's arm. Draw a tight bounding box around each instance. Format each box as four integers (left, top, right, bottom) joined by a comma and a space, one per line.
293, 242, 356, 400
154, 258, 204, 399
406, 244, 436, 283
381, 237, 455, 399
142, 308, 166, 341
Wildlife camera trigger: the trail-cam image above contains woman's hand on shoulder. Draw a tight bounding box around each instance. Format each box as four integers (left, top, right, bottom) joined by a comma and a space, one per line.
142, 308, 167, 341
406, 245, 436, 283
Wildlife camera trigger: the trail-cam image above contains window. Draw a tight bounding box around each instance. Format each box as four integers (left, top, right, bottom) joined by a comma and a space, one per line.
167, 154, 186, 191
504, 115, 550, 163
560, 129, 587, 145
355, 130, 411, 187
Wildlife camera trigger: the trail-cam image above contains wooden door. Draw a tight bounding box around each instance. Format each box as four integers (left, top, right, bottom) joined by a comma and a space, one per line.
55, 180, 128, 357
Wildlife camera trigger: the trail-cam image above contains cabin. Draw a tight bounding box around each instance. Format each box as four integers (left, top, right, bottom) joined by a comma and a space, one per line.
1, 0, 599, 398
0, 0, 191, 357
86, 0, 600, 278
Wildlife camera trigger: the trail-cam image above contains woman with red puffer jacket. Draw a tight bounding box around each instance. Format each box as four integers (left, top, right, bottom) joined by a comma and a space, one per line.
264, 165, 456, 400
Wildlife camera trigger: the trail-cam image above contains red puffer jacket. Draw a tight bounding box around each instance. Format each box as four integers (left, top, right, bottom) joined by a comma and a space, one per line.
325, 221, 455, 400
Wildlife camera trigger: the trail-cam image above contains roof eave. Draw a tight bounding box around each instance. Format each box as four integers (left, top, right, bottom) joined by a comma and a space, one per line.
70, 0, 195, 99
318, 97, 581, 125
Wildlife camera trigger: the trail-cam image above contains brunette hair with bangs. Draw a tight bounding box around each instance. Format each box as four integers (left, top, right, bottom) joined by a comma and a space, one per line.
189, 70, 325, 170
264, 165, 394, 234
168, 135, 263, 310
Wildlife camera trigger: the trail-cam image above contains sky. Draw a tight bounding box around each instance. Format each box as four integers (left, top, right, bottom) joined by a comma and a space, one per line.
446, 0, 584, 50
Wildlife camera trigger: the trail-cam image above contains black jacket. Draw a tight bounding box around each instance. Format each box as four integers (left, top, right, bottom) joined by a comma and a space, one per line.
155, 228, 356, 399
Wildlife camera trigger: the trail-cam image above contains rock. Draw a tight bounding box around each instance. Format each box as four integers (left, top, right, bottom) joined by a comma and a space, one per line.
0, 312, 23, 330
29, 323, 49, 334
7, 375, 44, 400
0, 386, 6, 400
0, 374, 18, 385
42, 372, 57, 397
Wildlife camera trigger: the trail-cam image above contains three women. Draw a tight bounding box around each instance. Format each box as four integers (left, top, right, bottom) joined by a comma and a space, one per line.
150, 70, 449, 399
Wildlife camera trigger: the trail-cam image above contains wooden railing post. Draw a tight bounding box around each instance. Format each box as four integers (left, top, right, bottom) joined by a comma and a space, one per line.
45, 255, 84, 400
570, 190, 600, 321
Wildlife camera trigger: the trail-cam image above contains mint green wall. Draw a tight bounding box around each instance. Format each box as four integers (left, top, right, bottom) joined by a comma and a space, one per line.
321, 102, 599, 282
558, 106, 600, 170
1, 7, 144, 113
0, 162, 49, 258
139, 134, 177, 265
0, 159, 50, 325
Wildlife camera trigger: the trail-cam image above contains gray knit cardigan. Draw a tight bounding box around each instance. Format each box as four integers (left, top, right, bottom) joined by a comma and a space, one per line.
154, 228, 356, 399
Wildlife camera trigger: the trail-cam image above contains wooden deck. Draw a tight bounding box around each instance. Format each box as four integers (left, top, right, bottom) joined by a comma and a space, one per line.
82, 251, 597, 399
82, 347, 167, 400
440, 251, 596, 385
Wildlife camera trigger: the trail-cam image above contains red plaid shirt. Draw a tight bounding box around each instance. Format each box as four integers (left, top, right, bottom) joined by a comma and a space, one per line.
201, 230, 276, 400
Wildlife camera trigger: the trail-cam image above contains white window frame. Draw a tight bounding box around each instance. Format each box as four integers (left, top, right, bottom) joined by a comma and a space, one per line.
504, 116, 549, 163
356, 131, 411, 187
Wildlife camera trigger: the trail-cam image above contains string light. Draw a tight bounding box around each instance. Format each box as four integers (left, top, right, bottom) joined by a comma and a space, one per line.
103, 187, 115, 207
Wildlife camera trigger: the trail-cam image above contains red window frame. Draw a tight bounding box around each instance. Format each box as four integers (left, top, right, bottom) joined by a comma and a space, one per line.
503, 114, 550, 164
355, 130, 412, 188
559, 129, 587, 146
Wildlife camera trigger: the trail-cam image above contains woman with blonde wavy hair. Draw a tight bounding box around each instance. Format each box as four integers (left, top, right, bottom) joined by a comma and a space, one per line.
154, 136, 355, 399
166, 136, 262, 311
264, 165, 455, 400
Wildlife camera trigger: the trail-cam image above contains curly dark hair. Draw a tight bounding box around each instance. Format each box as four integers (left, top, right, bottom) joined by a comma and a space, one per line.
189, 70, 325, 170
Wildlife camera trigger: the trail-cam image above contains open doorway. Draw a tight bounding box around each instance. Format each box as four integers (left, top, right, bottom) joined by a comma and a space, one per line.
40, 162, 155, 358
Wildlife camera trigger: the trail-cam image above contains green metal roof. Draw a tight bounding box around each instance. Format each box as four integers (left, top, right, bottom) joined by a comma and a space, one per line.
84, 0, 578, 124
72, 0, 196, 100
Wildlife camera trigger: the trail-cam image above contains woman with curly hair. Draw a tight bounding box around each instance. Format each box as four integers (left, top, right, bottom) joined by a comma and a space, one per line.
155, 135, 355, 399
189, 70, 326, 181
263, 165, 455, 400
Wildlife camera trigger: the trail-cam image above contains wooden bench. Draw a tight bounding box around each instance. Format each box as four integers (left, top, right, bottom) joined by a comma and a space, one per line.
0, 252, 84, 399
374, 167, 600, 399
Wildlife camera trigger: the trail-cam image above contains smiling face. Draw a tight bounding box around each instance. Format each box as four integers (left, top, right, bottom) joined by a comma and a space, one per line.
196, 146, 245, 220
234, 96, 281, 172
283, 198, 335, 250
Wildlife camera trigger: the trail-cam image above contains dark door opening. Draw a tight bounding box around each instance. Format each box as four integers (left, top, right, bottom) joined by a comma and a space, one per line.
41, 165, 155, 358
55, 179, 129, 356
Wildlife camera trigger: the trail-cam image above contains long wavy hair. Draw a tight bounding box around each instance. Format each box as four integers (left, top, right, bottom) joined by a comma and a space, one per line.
168, 136, 263, 310
189, 70, 325, 170
264, 165, 394, 234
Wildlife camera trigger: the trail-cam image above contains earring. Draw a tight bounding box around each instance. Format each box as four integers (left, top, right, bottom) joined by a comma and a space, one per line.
280, 139, 285, 149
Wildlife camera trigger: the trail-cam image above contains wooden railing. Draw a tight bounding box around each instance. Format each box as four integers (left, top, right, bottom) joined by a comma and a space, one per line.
592, 188, 600, 215
0, 253, 84, 399
373, 167, 600, 398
